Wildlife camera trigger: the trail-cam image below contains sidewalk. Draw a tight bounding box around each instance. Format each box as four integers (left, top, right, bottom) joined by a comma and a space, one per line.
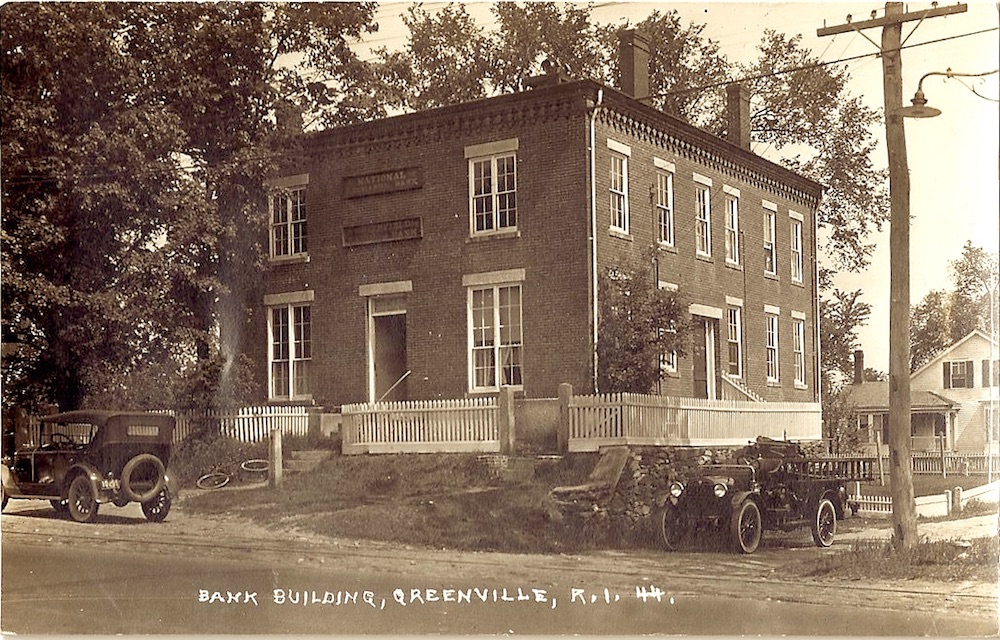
839, 513, 999, 542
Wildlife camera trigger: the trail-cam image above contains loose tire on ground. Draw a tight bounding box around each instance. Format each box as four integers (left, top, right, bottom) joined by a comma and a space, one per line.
141, 488, 172, 522
121, 454, 166, 503
730, 499, 762, 554
811, 497, 837, 548
67, 474, 100, 523
196, 472, 230, 490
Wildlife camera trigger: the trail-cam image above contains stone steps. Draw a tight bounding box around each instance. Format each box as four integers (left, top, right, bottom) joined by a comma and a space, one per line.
283, 449, 333, 473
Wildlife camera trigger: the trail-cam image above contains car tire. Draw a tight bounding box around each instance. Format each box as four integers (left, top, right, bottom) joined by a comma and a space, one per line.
50, 499, 69, 513
121, 454, 166, 503
67, 475, 100, 523
1, 483, 8, 512
730, 499, 762, 554
141, 488, 171, 523
811, 497, 837, 548
659, 505, 687, 551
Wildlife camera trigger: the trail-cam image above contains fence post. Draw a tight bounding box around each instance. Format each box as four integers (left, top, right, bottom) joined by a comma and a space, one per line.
269, 428, 283, 489
952, 486, 963, 515
498, 386, 515, 455
940, 435, 947, 479
557, 383, 572, 454
875, 430, 886, 486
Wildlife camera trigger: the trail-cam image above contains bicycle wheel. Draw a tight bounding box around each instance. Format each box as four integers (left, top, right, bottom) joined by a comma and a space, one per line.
196, 472, 230, 490
240, 459, 269, 473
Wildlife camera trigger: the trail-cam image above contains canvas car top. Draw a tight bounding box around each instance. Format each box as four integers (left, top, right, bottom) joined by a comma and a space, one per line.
39, 411, 174, 444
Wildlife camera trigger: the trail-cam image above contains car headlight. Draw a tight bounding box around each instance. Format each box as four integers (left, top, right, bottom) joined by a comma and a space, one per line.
669, 482, 684, 498
713, 482, 728, 498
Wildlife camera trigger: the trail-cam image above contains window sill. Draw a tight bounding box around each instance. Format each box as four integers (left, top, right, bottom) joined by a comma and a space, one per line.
794, 382, 808, 390
657, 243, 677, 254
764, 272, 780, 281
467, 229, 520, 243
725, 261, 742, 271
468, 386, 524, 395
767, 380, 781, 388
608, 228, 632, 241
696, 253, 713, 263
270, 254, 310, 265
267, 396, 314, 405
791, 279, 805, 287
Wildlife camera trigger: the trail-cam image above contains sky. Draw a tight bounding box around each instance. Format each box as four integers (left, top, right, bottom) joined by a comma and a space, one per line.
352, 1, 1000, 373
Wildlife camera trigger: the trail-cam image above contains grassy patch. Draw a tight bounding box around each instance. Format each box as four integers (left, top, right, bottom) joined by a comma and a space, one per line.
800, 536, 999, 582
180, 452, 603, 552
857, 476, 991, 497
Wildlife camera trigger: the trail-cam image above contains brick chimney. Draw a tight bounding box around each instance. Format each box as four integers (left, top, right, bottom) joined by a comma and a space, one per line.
853, 349, 865, 385
618, 30, 651, 102
726, 83, 751, 150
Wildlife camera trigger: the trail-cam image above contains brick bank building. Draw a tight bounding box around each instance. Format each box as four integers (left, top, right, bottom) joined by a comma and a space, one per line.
256, 35, 824, 409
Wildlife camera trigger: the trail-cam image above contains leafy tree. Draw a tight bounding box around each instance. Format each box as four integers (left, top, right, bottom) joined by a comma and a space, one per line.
597, 261, 691, 393
1, 3, 377, 412
819, 288, 872, 391
911, 241, 999, 371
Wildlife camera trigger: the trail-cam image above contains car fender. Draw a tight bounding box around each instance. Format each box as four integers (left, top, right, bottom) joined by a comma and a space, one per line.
729, 490, 756, 507
64, 463, 107, 503
1, 463, 15, 494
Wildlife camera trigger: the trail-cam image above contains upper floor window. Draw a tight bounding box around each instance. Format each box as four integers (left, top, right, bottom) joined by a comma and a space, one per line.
724, 187, 740, 265
655, 163, 675, 246
469, 155, 517, 235
608, 140, 631, 234
984, 359, 1000, 387
694, 175, 713, 257
763, 204, 777, 275
270, 179, 308, 260
790, 214, 804, 283
944, 360, 974, 389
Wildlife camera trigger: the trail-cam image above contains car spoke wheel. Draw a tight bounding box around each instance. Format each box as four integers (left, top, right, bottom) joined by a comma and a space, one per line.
141, 488, 171, 523
730, 500, 762, 554
811, 498, 837, 548
67, 475, 100, 523
659, 505, 688, 551
50, 499, 69, 513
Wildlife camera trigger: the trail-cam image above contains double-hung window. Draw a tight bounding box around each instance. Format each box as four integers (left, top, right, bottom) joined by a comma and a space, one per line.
695, 174, 712, 257
944, 360, 974, 389
608, 140, 631, 234
466, 139, 518, 235
655, 158, 675, 246
724, 186, 740, 265
727, 305, 743, 377
765, 309, 780, 383
467, 272, 524, 391
266, 293, 313, 400
790, 213, 804, 283
763, 203, 777, 275
792, 315, 806, 386
269, 175, 309, 260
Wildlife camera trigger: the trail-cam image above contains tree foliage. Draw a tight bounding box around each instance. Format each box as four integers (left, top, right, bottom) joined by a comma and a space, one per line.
1, 3, 377, 412
819, 288, 872, 390
597, 261, 692, 393
911, 241, 999, 371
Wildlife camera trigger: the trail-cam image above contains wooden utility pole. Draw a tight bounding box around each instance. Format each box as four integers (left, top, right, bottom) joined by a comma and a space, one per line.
818, 2, 967, 550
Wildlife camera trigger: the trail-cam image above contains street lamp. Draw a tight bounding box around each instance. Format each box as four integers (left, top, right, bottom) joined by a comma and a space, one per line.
901, 67, 1000, 480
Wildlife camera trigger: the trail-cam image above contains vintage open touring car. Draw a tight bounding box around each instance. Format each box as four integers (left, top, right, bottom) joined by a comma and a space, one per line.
1, 410, 176, 523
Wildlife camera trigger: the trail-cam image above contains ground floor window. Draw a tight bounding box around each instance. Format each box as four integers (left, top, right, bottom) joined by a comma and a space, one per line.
470, 284, 523, 391
269, 304, 312, 400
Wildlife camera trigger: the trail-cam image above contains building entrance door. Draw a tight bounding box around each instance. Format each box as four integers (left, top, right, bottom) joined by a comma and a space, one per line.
368, 294, 408, 403
692, 318, 717, 399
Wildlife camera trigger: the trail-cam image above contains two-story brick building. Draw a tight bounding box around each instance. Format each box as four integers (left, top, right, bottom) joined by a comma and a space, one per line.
253, 32, 824, 409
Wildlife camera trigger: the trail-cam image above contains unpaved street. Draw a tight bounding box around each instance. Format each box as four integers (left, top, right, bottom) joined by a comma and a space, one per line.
2, 495, 997, 634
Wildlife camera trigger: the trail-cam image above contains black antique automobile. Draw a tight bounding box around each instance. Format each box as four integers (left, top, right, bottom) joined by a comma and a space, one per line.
659, 438, 870, 554
1, 410, 176, 523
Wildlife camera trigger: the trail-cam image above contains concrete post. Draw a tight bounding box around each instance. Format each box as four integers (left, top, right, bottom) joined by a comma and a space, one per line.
269, 428, 283, 489
558, 383, 573, 454
498, 386, 516, 455
952, 486, 963, 516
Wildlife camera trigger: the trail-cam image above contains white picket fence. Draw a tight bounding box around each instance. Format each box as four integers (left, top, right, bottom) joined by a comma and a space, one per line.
341, 398, 498, 455
170, 406, 311, 443
850, 480, 1000, 518
568, 393, 822, 452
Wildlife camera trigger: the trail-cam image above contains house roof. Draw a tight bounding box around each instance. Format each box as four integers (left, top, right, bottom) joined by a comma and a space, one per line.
911, 329, 998, 380
845, 381, 959, 413
303, 79, 825, 206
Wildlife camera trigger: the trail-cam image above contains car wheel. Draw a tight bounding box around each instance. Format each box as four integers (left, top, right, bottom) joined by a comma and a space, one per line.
1, 483, 8, 512
730, 499, 762, 554
50, 499, 69, 513
141, 488, 171, 523
121, 454, 166, 503
67, 475, 100, 523
659, 505, 687, 551
811, 498, 837, 548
